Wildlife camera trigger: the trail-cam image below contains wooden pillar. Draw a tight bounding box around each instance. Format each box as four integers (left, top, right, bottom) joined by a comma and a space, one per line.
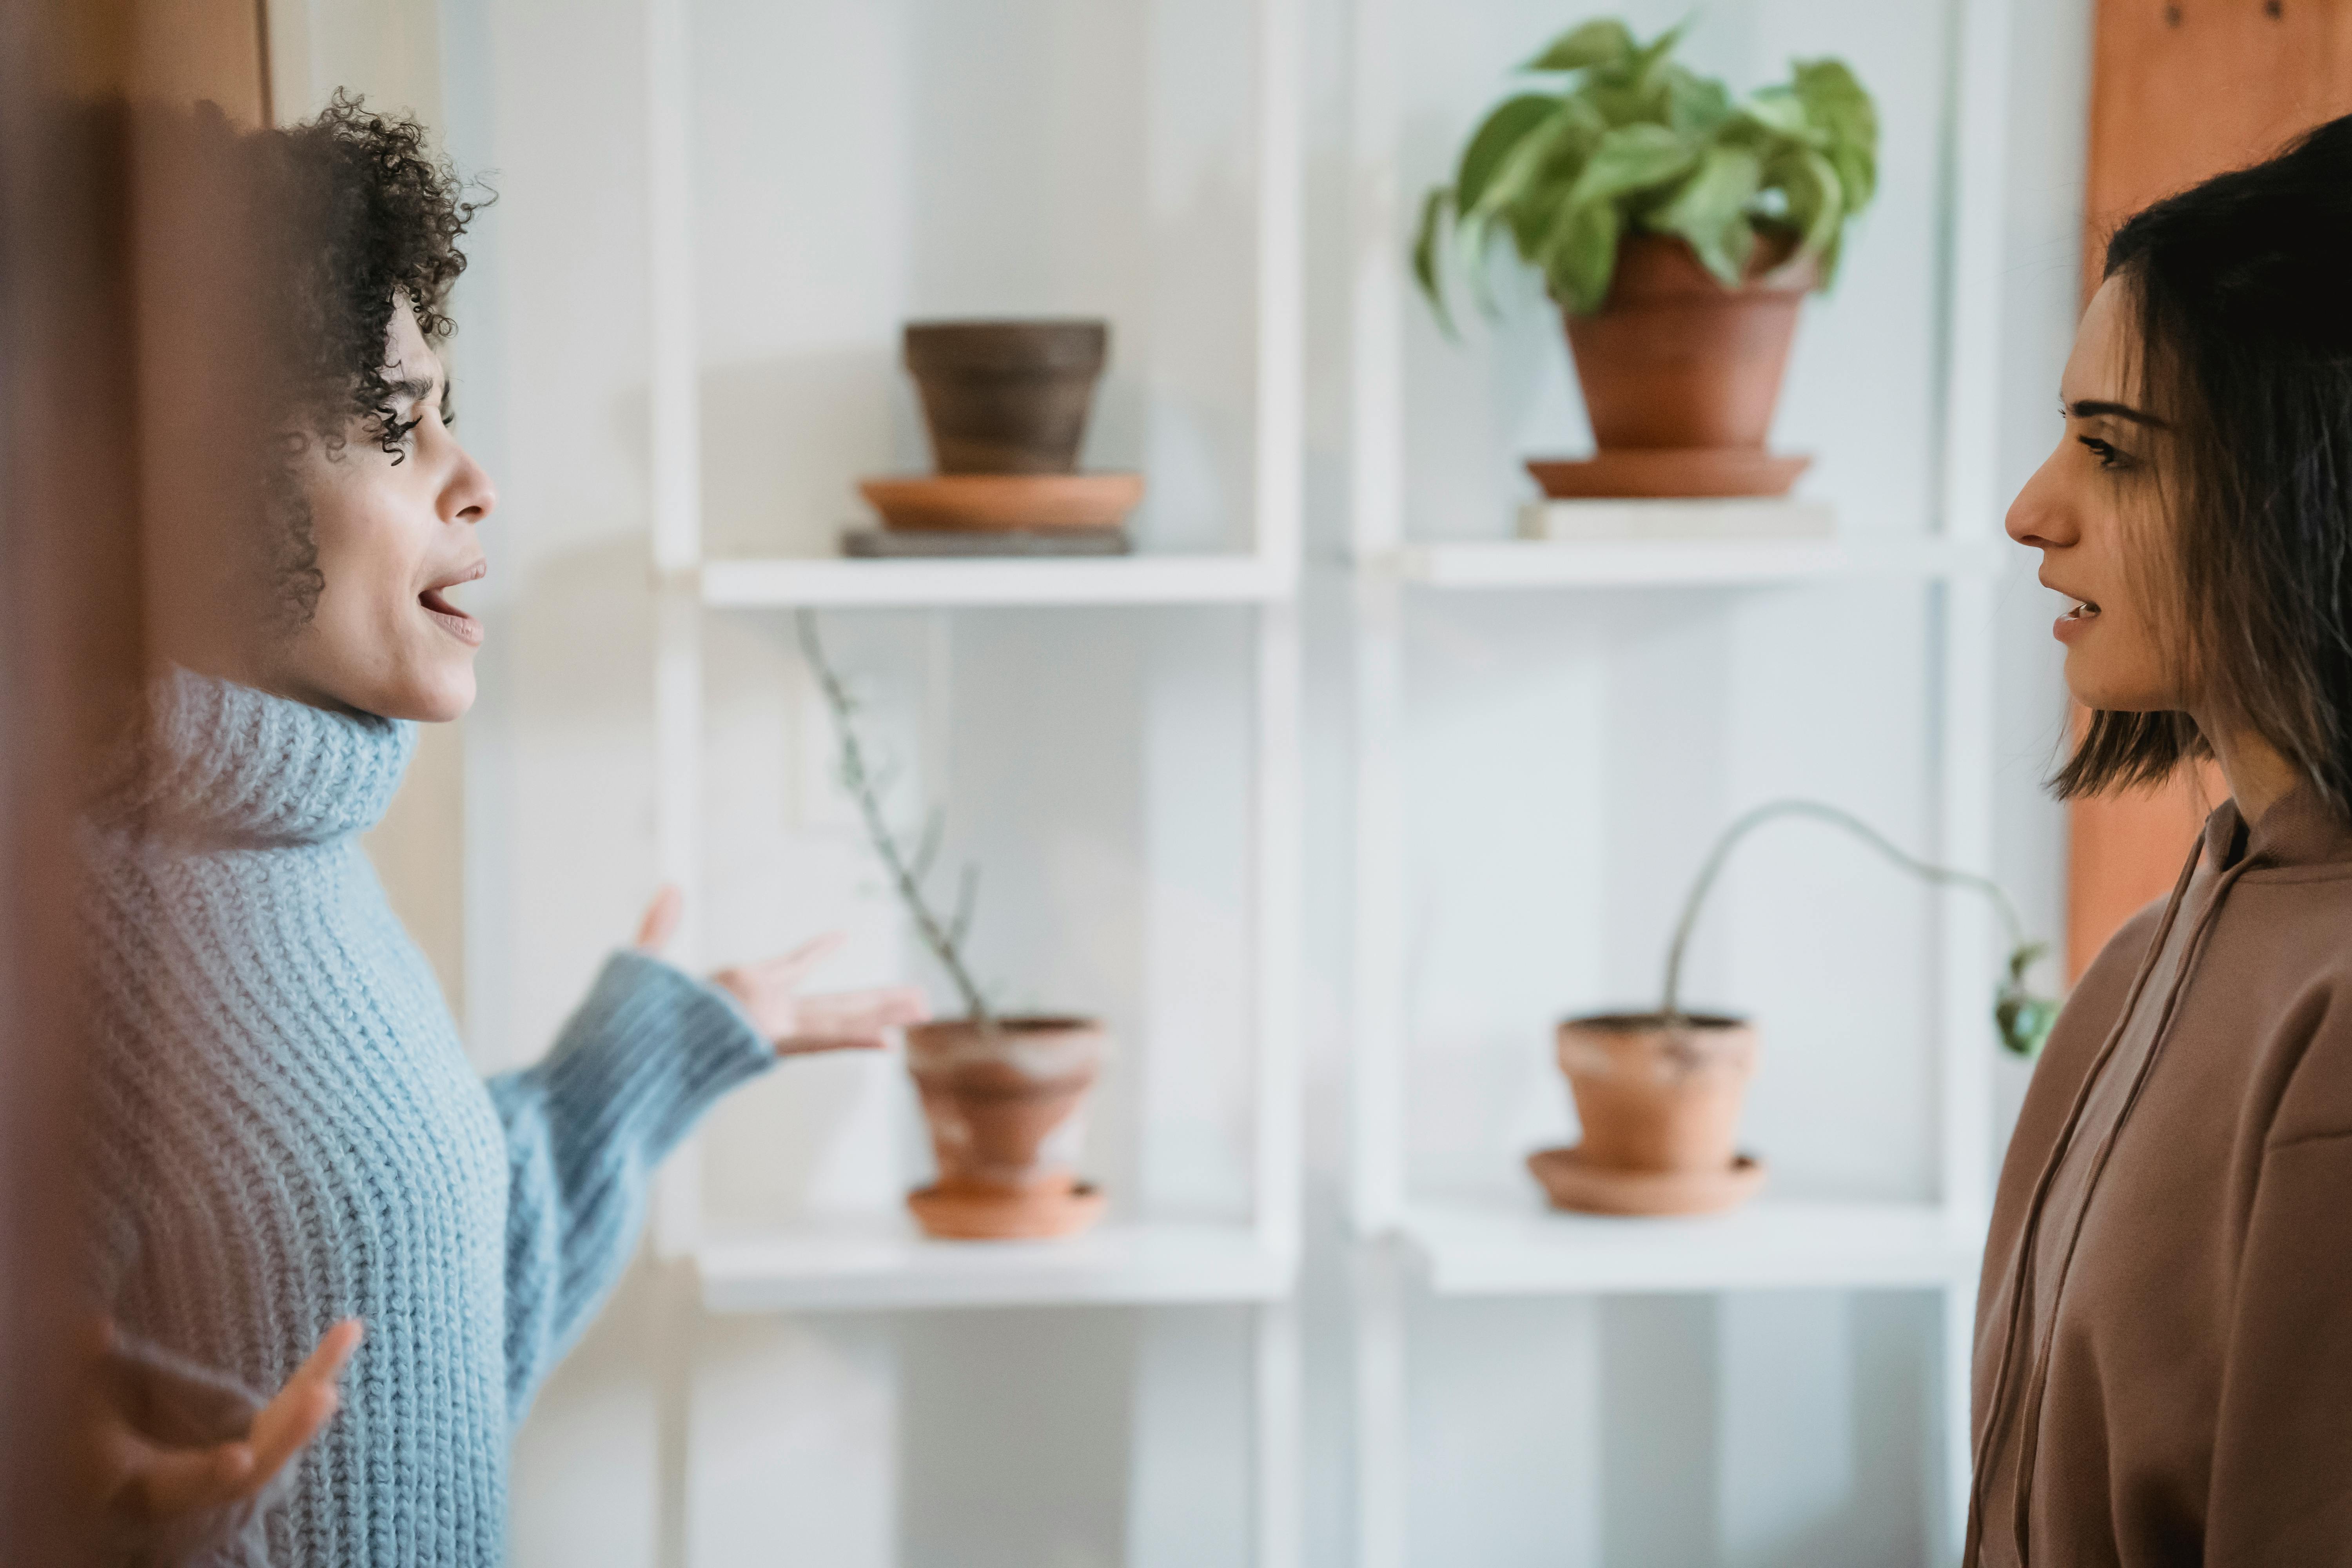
0, 1, 267, 1553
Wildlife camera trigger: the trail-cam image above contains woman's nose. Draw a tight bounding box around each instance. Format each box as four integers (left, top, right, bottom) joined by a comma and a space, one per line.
2004, 451, 2076, 551
446, 445, 496, 526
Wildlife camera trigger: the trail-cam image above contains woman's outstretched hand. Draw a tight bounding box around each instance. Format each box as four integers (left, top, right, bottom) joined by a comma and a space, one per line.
85, 1316, 362, 1523
635, 887, 930, 1056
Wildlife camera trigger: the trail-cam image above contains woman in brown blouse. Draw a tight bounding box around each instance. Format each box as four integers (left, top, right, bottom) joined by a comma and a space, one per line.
1979, 113, 2352, 1565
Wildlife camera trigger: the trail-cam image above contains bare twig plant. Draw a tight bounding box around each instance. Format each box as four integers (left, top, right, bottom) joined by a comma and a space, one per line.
795, 610, 994, 1027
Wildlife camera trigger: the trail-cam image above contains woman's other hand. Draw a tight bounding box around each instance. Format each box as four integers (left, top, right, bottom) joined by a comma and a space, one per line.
86, 1316, 362, 1522
633, 887, 930, 1056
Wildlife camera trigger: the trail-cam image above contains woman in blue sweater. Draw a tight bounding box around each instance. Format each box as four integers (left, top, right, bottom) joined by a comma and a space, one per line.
83, 99, 924, 1563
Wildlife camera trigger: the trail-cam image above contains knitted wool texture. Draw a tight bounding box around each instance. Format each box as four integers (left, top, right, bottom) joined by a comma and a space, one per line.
83, 670, 773, 1565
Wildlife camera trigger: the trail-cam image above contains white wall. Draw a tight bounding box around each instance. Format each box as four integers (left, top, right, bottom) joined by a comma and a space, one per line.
411, 0, 2092, 1561
273, 0, 472, 1014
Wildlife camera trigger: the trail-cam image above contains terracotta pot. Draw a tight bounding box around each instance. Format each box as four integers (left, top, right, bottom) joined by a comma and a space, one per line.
1561, 234, 1813, 452
1553, 1012, 1757, 1174
904, 1016, 1106, 1241
903, 320, 1109, 475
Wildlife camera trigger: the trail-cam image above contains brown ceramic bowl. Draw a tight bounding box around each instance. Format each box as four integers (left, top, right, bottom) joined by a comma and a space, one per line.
857, 472, 1143, 532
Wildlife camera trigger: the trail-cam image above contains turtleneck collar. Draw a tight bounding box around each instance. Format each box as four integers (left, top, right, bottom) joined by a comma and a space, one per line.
102, 668, 417, 848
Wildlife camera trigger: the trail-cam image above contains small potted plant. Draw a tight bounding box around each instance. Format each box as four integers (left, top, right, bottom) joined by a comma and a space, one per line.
850, 320, 1145, 555
797, 610, 1108, 1241
1531, 800, 2058, 1217
1413, 19, 1879, 498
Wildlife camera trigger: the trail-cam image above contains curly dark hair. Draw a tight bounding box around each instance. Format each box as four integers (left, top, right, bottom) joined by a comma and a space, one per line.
248, 93, 486, 620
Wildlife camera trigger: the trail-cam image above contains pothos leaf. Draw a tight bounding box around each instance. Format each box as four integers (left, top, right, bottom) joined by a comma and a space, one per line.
1472, 94, 1604, 229
1564, 122, 1698, 211
1647, 144, 1764, 286
1767, 145, 1846, 278
1523, 18, 1635, 73
1456, 93, 1566, 213
1412, 186, 1453, 328
1792, 58, 1878, 212
1736, 87, 1818, 144
1630, 22, 1689, 89
1542, 194, 1622, 314
1583, 74, 1660, 128
1661, 65, 1734, 137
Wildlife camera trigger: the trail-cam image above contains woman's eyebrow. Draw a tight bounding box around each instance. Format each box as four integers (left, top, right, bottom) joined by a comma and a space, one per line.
383, 371, 438, 402
2067, 397, 2169, 429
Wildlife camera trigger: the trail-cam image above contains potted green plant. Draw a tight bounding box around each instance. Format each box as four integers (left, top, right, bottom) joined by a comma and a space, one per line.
1530, 800, 2058, 1216
1413, 19, 1879, 498
797, 610, 1107, 1241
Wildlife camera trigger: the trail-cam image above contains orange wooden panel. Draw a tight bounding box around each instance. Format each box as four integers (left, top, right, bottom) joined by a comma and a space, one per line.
2068, 0, 2352, 980
127, 0, 268, 123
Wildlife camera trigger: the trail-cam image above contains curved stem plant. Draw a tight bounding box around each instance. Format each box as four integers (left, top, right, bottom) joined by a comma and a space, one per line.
1659, 800, 2058, 1058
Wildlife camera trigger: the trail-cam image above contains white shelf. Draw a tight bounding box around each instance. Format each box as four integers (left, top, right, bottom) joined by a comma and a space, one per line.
1367, 534, 2007, 590
696, 1218, 1294, 1312
699, 553, 1295, 609
1396, 1196, 1983, 1296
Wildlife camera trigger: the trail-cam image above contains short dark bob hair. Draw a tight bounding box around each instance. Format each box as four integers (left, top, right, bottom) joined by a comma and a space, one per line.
2059, 114, 2352, 815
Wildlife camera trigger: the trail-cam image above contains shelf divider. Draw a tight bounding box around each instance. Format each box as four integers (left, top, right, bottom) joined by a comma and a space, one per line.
699, 552, 1294, 610
1397, 1197, 1984, 1297
696, 1219, 1292, 1314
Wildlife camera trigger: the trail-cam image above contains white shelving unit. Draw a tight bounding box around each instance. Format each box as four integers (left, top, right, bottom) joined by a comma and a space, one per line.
1367, 533, 2005, 590
698, 1219, 1294, 1314
1344, 0, 2013, 1564
699, 552, 1294, 609
1394, 1198, 1981, 1297
642, 0, 1306, 1563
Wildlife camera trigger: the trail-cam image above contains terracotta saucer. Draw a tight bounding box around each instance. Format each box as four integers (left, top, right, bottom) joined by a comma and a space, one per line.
859, 473, 1145, 533
1525, 1145, 1766, 1217
1525, 450, 1809, 499
907, 1175, 1107, 1241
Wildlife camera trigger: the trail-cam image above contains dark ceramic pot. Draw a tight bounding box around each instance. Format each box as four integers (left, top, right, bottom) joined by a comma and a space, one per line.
903, 319, 1109, 475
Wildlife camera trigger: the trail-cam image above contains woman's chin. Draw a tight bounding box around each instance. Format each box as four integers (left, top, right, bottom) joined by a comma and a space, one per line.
2063, 670, 2178, 715
363, 661, 477, 724
406, 669, 477, 724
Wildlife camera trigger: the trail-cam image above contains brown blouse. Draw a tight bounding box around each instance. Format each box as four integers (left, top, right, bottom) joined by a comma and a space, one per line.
1971, 784, 2352, 1565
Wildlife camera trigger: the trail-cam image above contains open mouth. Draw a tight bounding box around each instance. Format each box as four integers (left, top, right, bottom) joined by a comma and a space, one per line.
2061, 598, 2100, 621
420, 561, 486, 645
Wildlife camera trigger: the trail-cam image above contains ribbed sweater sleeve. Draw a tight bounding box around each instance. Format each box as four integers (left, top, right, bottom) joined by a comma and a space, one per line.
489, 950, 773, 1422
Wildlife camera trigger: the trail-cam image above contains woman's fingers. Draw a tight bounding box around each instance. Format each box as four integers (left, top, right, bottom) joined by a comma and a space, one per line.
710, 939, 930, 1049
85, 1318, 360, 1521
775, 1036, 889, 1057
111, 1429, 257, 1516
243, 1319, 362, 1482
762, 930, 846, 987
778, 986, 931, 1054
808, 987, 931, 1029
634, 886, 684, 955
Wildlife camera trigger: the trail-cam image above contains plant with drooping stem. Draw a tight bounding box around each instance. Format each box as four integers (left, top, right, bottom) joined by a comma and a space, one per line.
1659, 799, 2059, 1058
796, 609, 995, 1029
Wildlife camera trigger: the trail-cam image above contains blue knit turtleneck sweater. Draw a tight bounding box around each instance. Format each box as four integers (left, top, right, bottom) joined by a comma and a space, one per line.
83, 671, 773, 1565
